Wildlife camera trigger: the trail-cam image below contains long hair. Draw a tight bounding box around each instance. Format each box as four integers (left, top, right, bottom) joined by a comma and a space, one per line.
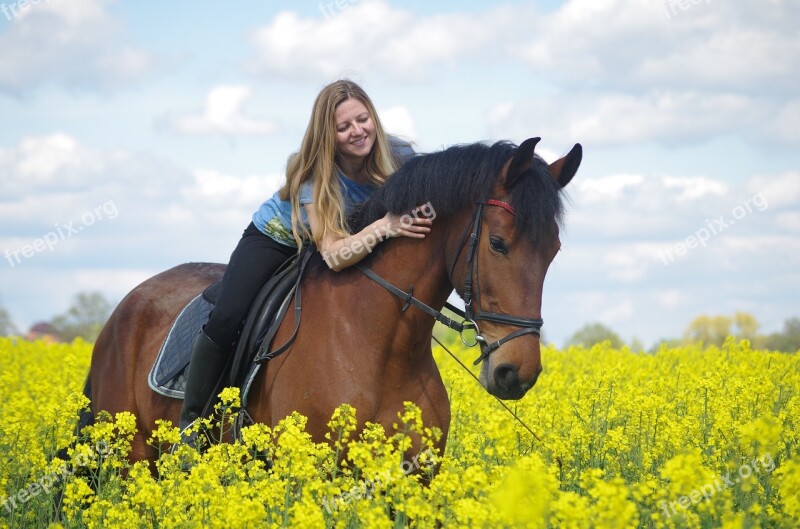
279, 80, 398, 249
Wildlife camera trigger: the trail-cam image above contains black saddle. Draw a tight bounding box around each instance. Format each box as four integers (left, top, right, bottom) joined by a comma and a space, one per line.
148, 247, 313, 399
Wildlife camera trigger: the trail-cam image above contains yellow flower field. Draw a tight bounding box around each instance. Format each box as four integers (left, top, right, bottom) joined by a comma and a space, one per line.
1, 334, 798, 528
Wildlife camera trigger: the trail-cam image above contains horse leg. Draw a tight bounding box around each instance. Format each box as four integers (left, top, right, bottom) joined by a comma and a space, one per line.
373, 352, 451, 477
90, 291, 162, 463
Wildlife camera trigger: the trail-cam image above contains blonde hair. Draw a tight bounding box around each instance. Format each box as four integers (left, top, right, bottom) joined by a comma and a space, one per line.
279, 80, 398, 250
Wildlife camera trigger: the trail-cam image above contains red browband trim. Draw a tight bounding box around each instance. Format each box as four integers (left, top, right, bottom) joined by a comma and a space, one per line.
485, 199, 516, 216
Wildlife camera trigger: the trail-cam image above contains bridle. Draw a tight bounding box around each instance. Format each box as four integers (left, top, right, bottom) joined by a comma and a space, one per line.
356, 198, 544, 366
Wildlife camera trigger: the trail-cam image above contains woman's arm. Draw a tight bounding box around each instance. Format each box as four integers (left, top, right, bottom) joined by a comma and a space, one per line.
304, 203, 433, 272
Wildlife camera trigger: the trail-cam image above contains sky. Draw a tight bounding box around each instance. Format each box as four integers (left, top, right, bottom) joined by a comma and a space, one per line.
1, 0, 798, 349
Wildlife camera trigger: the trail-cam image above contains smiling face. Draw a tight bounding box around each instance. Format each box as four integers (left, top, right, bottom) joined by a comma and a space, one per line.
333, 98, 376, 173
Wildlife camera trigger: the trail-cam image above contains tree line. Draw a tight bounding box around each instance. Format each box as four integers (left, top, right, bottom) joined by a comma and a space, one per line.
0, 292, 112, 343
566, 312, 800, 354
1, 294, 798, 353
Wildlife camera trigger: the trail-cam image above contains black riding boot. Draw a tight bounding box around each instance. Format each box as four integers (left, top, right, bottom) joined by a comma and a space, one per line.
178, 329, 229, 448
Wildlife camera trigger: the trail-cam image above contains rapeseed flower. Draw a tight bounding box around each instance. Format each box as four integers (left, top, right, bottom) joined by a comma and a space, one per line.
1, 336, 798, 527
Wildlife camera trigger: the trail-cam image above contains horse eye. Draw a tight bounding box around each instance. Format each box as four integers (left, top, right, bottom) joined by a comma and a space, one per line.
489, 236, 508, 255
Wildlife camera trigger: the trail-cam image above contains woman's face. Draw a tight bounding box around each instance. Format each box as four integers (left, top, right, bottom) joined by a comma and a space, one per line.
334, 98, 376, 165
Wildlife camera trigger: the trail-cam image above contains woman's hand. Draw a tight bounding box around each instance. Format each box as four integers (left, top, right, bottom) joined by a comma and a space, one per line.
382, 207, 434, 239
307, 202, 434, 271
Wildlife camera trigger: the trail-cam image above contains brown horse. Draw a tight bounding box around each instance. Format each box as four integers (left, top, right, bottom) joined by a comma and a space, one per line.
88, 137, 581, 463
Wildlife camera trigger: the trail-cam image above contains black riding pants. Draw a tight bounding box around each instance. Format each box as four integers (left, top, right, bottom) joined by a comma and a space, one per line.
204, 222, 296, 349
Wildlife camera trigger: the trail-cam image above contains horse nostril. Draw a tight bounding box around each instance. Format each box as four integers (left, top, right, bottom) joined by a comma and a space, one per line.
494, 363, 520, 392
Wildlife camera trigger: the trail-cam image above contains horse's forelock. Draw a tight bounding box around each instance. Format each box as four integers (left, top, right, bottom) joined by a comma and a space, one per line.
508, 155, 565, 246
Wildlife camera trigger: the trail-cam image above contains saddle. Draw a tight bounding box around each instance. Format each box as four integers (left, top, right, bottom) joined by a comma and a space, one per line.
147, 246, 314, 401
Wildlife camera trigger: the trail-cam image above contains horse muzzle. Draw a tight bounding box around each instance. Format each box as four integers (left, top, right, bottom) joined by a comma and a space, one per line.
482, 361, 542, 400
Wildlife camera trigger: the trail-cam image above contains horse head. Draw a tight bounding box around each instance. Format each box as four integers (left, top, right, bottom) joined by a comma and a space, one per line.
450, 137, 582, 400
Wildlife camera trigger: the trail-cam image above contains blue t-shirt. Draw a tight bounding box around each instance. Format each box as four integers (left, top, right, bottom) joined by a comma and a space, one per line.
252, 138, 414, 247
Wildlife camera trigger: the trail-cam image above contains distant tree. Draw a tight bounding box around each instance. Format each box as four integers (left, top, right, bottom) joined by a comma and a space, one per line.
629, 337, 645, 352
762, 317, 800, 353
51, 292, 113, 342
648, 338, 683, 354
565, 322, 624, 348
0, 306, 18, 336
683, 315, 733, 346
683, 312, 762, 347
732, 311, 759, 340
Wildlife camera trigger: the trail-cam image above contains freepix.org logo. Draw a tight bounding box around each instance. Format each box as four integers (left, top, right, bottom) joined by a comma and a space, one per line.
1, 0, 57, 22
321, 202, 436, 269
660, 452, 775, 518
4, 200, 119, 268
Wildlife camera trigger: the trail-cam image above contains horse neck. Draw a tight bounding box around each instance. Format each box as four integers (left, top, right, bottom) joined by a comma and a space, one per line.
370, 211, 470, 326
364, 212, 463, 352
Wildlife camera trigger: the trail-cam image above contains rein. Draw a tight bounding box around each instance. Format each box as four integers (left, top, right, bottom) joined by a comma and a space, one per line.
431, 332, 563, 469
357, 199, 544, 365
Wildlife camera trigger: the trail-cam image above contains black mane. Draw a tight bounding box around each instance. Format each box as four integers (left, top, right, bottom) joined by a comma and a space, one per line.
351, 141, 565, 245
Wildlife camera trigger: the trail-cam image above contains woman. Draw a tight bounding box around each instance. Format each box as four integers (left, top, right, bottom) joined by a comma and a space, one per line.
179, 80, 432, 442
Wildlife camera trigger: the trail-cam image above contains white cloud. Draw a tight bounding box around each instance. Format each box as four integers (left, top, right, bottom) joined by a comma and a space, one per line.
181, 168, 283, 228
774, 212, 800, 232
602, 242, 670, 282
249, 1, 508, 80
769, 100, 800, 146
188, 169, 278, 203
248, 0, 796, 94
488, 91, 762, 148
516, 0, 800, 94
379, 106, 417, 142
170, 85, 278, 136
654, 289, 686, 310
0, 133, 112, 197
0, 0, 157, 94
569, 173, 734, 239
0, 134, 194, 241
563, 291, 635, 327
553, 168, 798, 293
662, 176, 728, 201
575, 173, 643, 203
483, 0, 798, 148
548, 165, 790, 347
746, 171, 800, 210
243, 1, 799, 149
0, 134, 280, 232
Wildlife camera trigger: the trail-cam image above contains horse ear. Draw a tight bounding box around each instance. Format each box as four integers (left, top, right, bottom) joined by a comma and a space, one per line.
505, 137, 541, 189
548, 143, 582, 188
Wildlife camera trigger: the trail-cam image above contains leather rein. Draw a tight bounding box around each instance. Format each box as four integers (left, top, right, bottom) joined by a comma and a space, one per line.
356, 199, 544, 366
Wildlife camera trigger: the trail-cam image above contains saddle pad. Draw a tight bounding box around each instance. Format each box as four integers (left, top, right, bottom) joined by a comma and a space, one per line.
147, 293, 213, 399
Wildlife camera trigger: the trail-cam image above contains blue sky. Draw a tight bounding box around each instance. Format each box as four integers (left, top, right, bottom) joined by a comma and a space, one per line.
1, 0, 798, 348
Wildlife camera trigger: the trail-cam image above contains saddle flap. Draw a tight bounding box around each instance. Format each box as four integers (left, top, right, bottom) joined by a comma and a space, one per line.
228, 256, 303, 387
147, 293, 214, 399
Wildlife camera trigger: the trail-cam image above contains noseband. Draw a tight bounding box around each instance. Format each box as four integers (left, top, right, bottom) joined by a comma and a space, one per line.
356, 199, 543, 365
